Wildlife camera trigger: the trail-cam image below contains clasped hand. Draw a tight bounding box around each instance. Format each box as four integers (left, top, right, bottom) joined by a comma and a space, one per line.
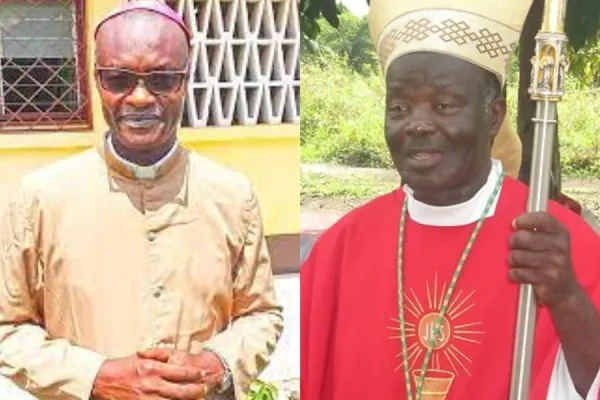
92, 348, 225, 400
508, 211, 580, 308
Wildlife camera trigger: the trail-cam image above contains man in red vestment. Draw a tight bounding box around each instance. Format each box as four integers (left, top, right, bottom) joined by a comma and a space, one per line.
301, 1, 600, 399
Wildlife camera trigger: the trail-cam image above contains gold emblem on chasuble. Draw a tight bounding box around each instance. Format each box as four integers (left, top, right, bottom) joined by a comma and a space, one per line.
388, 273, 484, 399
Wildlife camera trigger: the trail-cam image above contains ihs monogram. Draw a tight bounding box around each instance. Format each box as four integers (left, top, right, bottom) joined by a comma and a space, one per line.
388, 274, 484, 399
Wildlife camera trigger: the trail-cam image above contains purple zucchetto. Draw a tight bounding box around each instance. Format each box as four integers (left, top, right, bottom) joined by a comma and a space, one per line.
94, 0, 192, 45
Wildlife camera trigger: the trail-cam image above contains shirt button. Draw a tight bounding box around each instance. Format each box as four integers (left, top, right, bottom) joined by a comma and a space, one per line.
153, 285, 164, 298
147, 231, 157, 241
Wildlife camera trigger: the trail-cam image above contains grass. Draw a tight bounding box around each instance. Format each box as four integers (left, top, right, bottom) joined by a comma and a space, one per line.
301, 172, 396, 200
301, 55, 600, 178
300, 53, 600, 221
301, 171, 600, 218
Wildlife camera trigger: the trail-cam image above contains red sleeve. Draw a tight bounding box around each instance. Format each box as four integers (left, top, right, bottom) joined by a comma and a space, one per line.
523, 200, 600, 399
556, 193, 583, 216
301, 233, 339, 400
559, 205, 600, 397
532, 205, 600, 399
587, 278, 600, 400
558, 205, 600, 295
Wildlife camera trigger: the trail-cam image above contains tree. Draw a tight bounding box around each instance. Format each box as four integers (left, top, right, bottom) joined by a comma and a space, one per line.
518, 0, 600, 194
304, 0, 600, 191
300, 0, 340, 40
302, 11, 379, 75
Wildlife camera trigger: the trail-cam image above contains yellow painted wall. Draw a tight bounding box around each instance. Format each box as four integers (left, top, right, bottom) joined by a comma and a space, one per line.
0, 0, 300, 236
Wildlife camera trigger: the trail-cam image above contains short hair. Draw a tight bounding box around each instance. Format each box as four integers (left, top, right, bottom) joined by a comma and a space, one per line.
480, 69, 503, 127
96, 10, 190, 66
482, 70, 502, 107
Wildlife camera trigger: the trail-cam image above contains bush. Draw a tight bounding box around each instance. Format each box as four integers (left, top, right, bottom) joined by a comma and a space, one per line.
301, 54, 392, 168
302, 55, 600, 177
505, 75, 600, 177
553, 86, 600, 177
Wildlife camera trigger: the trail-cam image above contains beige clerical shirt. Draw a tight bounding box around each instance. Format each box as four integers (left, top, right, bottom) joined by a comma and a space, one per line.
0, 140, 283, 399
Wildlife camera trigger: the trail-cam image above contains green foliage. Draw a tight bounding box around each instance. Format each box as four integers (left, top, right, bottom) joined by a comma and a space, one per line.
551, 86, 600, 177
506, 69, 600, 176
248, 380, 279, 400
564, 0, 600, 87
565, 0, 600, 51
301, 0, 600, 48
568, 44, 600, 86
299, 0, 600, 52
301, 54, 391, 168
301, 12, 379, 76
509, 43, 600, 87
300, 0, 339, 39
302, 53, 600, 177
300, 2, 600, 177
302, 172, 397, 199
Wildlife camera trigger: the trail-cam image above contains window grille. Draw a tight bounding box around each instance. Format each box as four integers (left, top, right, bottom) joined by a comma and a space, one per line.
0, 0, 89, 131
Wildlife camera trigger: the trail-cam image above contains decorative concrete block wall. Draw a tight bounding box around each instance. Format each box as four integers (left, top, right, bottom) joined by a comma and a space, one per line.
174, 0, 300, 127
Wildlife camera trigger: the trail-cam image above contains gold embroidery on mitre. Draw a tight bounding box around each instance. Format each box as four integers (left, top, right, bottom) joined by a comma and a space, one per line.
375, 10, 521, 82
378, 17, 518, 70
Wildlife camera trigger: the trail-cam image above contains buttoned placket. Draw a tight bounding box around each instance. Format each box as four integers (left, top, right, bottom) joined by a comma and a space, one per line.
141, 179, 169, 349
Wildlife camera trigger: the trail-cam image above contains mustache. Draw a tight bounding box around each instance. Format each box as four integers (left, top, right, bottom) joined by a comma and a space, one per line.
403, 146, 443, 155
388, 137, 444, 154
118, 110, 161, 119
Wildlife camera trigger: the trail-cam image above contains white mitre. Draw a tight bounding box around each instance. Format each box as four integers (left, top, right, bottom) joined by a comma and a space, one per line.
368, 0, 533, 85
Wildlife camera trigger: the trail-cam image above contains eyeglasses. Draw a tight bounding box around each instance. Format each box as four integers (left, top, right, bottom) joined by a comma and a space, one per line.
96, 67, 187, 95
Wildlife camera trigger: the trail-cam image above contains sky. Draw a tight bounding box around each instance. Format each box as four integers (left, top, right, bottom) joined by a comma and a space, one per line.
339, 0, 368, 17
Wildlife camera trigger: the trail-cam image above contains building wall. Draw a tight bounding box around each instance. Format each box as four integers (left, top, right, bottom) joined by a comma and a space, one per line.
0, 0, 300, 238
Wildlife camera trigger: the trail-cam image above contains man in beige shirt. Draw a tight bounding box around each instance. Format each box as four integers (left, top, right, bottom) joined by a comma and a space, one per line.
0, 1, 283, 399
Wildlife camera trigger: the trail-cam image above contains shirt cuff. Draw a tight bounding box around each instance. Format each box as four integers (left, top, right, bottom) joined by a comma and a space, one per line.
0, 376, 35, 399
61, 346, 107, 399
547, 346, 600, 400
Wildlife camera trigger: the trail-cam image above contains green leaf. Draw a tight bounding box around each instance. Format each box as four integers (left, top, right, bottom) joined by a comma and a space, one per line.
565, 0, 600, 50
248, 379, 279, 400
321, 0, 340, 28
300, 0, 340, 30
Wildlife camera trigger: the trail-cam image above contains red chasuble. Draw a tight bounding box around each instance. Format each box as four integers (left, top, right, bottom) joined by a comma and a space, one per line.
301, 177, 600, 400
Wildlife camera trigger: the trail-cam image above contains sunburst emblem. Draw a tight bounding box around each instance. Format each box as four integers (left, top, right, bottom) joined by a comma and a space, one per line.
388, 273, 484, 399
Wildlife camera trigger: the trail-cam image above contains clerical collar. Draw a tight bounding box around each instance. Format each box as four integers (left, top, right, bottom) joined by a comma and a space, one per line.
104, 132, 180, 180
403, 159, 504, 227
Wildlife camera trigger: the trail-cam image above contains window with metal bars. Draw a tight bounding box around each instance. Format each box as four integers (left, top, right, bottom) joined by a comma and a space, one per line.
0, 0, 90, 132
